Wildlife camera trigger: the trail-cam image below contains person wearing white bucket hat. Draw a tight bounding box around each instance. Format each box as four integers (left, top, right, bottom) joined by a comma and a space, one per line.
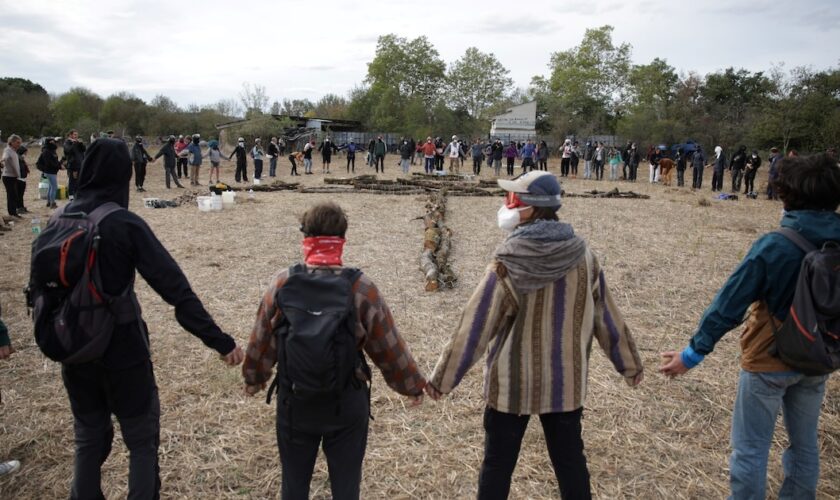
426, 170, 643, 499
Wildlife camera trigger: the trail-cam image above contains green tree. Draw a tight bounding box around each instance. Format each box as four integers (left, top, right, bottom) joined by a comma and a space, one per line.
0, 78, 51, 137
50, 87, 103, 135
313, 93, 348, 118
446, 47, 513, 119
280, 98, 315, 116
699, 67, 773, 146
100, 92, 149, 136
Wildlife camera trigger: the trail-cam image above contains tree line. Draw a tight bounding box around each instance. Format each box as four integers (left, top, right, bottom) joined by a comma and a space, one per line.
1, 25, 838, 152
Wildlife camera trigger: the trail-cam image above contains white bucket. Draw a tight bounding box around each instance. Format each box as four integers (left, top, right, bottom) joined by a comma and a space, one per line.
211, 193, 223, 211
197, 196, 213, 212
221, 191, 235, 208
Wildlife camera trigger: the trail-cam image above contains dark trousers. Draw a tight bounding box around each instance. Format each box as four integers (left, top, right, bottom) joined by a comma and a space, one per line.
506, 158, 514, 175
744, 169, 757, 193
2, 176, 19, 215
677, 167, 686, 187
473, 157, 482, 175
692, 166, 704, 189
435, 155, 444, 171
478, 407, 590, 500
276, 387, 369, 500
347, 156, 355, 173
288, 156, 298, 175
62, 361, 161, 500
560, 157, 570, 176
68, 170, 79, 197
374, 155, 384, 173
622, 162, 629, 179
521, 158, 535, 173
594, 160, 604, 180
424, 157, 434, 174
731, 168, 743, 192
134, 162, 147, 188
235, 161, 248, 182
269, 156, 278, 176
176, 157, 188, 178
16, 178, 26, 210
254, 159, 263, 179
711, 169, 723, 191
629, 163, 638, 181
569, 158, 577, 175
164, 165, 182, 188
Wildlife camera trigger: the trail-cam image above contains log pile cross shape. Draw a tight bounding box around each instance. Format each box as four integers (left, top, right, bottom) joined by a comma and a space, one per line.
419, 190, 457, 291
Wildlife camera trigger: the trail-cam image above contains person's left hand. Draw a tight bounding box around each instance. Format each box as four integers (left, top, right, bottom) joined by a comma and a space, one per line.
407, 394, 423, 407
626, 371, 644, 387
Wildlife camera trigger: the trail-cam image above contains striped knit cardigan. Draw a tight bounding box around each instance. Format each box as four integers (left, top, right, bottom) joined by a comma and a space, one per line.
431, 248, 643, 415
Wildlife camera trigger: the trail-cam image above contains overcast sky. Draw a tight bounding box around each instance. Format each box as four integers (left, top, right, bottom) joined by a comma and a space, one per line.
2, 0, 838, 109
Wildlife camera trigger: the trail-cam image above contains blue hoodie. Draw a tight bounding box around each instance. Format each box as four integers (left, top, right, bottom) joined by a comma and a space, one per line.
681, 210, 840, 367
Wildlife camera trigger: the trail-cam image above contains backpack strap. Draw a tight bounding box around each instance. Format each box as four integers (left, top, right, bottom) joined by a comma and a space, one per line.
775, 228, 817, 254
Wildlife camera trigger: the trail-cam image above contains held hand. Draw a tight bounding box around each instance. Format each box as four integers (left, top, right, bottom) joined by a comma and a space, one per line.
626, 371, 644, 387
221, 346, 244, 366
407, 394, 424, 407
424, 382, 442, 401
659, 351, 689, 378
243, 383, 264, 397
0, 345, 14, 360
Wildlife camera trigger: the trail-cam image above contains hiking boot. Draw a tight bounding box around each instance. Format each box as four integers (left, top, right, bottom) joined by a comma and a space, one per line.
0, 460, 20, 476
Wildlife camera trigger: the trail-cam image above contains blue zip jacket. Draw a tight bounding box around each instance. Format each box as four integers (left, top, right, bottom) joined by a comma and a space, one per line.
521, 143, 536, 159
681, 210, 840, 368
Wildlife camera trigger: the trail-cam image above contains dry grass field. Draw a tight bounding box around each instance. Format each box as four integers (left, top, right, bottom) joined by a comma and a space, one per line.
0, 151, 837, 499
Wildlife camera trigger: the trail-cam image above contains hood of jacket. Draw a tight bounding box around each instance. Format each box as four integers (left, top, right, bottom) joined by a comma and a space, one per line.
69, 138, 132, 213
494, 219, 587, 294
781, 210, 840, 246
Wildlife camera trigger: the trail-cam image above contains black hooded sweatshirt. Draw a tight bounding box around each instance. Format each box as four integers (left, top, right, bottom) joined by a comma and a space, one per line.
66, 139, 234, 368
37, 141, 61, 175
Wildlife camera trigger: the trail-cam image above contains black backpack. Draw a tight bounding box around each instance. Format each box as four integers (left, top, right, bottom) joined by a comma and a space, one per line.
267, 264, 367, 402
770, 228, 840, 375
26, 202, 143, 364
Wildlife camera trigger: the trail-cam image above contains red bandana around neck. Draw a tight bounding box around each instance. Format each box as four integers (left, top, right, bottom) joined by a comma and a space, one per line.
302, 236, 346, 266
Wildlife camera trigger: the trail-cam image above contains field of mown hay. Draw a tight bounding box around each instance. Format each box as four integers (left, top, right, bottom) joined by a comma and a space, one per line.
0, 152, 837, 499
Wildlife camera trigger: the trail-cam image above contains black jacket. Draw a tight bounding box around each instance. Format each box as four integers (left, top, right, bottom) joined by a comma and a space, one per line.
37, 143, 61, 175
68, 139, 235, 367
63, 139, 86, 172
730, 148, 747, 170
318, 141, 338, 159
154, 141, 177, 168
229, 145, 247, 165
131, 143, 152, 164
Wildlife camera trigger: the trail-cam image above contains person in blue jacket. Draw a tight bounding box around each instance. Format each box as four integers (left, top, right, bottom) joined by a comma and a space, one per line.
660, 153, 840, 499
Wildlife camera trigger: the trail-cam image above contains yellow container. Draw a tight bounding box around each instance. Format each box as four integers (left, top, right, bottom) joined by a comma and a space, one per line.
57, 185, 67, 200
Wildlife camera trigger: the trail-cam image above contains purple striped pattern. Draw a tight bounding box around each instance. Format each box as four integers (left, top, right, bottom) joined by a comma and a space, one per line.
454, 272, 497, 383
551, 276, 567, 409
599, 271, 625, 372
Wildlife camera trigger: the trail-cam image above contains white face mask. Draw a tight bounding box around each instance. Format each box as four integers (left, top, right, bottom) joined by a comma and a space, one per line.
497, 205, 530, 232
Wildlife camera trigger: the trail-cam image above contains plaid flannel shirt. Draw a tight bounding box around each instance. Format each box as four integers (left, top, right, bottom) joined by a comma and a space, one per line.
243, 266, 426, 396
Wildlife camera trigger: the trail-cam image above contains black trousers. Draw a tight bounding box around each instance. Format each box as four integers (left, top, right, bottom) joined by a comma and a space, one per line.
473, 157, 482, 175
478, 407, 590, 500
593, 160, 604, 180
134, 162, 147, 188
676, 167, 686, 187
68, 170, 80, 197
629, 163, 638, 181
569, 158, 577, 175
346, 156, 355, 173
276, 387, 369, 500
16, 178, 26, 210
176, 157, 188, 178
692, 166, 703, 189
288, 156, 298, 175
506, 158, 515, 176
62, 361, 161, 500
254, 159, 263, 179
374, 155, 384, 173
235, 161, 248, 182
560, 157, 570, 176
521, 158, 535, 172
744, 169, 757, 193
731, 169, 743, 192
2, 176, 19, 216
711, 169, 723, 191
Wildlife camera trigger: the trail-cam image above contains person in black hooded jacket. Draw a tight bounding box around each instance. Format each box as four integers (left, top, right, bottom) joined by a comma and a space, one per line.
36, 137, 62, 208
56, 139, 244, 499
729, 145, 747, 192
152, 136, 184, 188
63, 129, 86, 198
131, 136, 153, 192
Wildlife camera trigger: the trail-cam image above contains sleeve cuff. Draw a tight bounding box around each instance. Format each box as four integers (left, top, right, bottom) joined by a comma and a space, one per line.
680, 346, 705, 369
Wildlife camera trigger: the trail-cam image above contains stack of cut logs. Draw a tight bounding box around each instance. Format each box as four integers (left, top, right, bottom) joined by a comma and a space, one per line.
419, 190, 457, 291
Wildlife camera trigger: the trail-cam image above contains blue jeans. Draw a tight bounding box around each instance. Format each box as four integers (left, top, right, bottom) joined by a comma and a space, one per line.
46, 173, 58, 204
729, 370, 828, 500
